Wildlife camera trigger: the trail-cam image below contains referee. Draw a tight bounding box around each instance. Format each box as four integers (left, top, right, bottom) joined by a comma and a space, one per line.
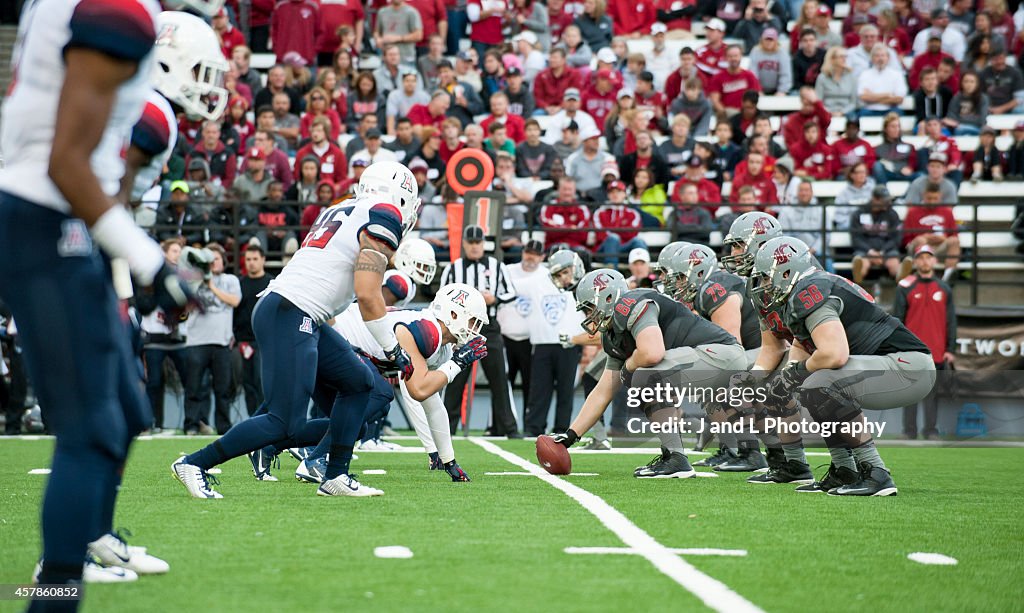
440, 225, 521, 438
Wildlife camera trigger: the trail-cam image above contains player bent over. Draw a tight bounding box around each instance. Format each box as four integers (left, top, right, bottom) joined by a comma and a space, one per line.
551, 270, 746, 478
173, 161, 421, 498
750, 237, 936, 496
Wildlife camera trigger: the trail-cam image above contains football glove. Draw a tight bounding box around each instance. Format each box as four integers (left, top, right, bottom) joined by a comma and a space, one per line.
149, 263, 199, 321
443, 460, 471, 482
452, 336, 488, 370
764, 361, 810, 405
619, 365, 634, 388
550, 428, 580, 448
559, 333, 575, 349
383, 342, 415, 380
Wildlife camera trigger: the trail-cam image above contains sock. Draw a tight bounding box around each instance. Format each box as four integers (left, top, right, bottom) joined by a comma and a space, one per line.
589, 420, 608, 442
826, 442, 857, 472
783, 441, 807, 464
184, 414, 287, 469
309, 431, 331, 462
737, 433, 760, 453
98, 463, 124, 536
656, 430, 686, 455
325, 444, 355, 479
718, 431, 739, 454
852, 440, 887, 470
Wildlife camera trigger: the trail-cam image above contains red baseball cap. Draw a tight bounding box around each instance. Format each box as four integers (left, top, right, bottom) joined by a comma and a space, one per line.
816, 5, 832, 15
914, 244, 936, 257
607, 180, 626, 192
247, 147, 266, 161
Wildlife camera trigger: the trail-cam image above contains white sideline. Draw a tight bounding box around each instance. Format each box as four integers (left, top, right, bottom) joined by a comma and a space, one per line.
565, 547, 748, 557
470, 437, 764, 613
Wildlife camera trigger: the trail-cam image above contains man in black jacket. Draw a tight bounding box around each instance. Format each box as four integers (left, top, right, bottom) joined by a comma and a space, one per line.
850, 186, 909, 284
234, 245, 274, 416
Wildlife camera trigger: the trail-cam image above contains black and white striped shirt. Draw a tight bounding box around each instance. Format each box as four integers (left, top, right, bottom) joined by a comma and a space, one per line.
439, 256, 517, 322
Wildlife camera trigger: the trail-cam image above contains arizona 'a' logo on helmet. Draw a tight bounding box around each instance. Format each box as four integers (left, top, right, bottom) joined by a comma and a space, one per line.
451, 289, 469, 306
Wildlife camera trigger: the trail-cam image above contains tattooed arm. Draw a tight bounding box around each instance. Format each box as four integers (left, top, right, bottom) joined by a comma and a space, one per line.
355, 232, 396, 324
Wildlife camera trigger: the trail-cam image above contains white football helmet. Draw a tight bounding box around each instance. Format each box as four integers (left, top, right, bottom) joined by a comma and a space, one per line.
152, 12, 229, 121
431, 283, 488, 345
394, 238, 437, 285
357, 161, 422, 235
163, 0, 226, 17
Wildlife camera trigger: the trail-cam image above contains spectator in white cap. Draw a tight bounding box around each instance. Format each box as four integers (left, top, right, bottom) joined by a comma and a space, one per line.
543, 88, 599, 144
626, 247, 657, 288
595, 46, 621, 74
515, 30, 547, 82
583, 160, 622, 201
647, 23, 674, 89
696, 18, 729, 76
594, 180, 648, 264
576, 0, 614, 51
565, 125, 614, 191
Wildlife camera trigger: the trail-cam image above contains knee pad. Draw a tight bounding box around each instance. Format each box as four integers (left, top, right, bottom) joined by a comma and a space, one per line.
801, 386, 862, 423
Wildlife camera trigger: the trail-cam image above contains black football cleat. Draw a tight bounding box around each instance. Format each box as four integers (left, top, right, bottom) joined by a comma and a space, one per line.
693, 447, 735, 468
748, 459, 815, 484
428, 451, 442, 470
443, 460, 471, 482
794, 463, 860, 493
635, 449, 696, 479
714, 448, 769, 472
829, 463, 898, 497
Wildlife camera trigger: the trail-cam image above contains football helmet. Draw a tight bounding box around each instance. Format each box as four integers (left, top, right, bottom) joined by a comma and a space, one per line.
431, 283, 488, 344
394, 238, 437, 285
666, 244, 718, 303
750, 237, 818, 307
163, 0, 226, 17
722, 212, 783, 276
357, 161, 422, 235
152, 11, 229, 121
575, 269, 628, 335
548, 249, 586, 291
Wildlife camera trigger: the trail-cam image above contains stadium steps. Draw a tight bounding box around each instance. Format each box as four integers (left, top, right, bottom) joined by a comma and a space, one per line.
0, 25, 16, 98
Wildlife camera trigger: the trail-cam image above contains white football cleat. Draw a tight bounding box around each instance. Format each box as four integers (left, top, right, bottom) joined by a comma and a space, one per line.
33, 558, 139, 584
317, 474, 383, 497
358, 439, 402, 451
88, 533, 169, 575
172, 456, 223, 498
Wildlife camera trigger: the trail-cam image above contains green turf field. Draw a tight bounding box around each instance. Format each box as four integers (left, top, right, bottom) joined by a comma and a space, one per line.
1, 437, 1022, 612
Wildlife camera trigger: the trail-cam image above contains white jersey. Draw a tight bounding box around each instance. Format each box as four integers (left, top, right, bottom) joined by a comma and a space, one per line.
0, 0, 160, 211
266, 196, 405, 323
130, 90, 178, 201
332, 305, 451, 368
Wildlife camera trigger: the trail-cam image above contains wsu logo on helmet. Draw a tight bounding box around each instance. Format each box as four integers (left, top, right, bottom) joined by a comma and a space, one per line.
688, 248, 704, 267
751, 217, 771, 235
592, 273, 612, 290
451, 289, 469, 306
773, 244, 795, 265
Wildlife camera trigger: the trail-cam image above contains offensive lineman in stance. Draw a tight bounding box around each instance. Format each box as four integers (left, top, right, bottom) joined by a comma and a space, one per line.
173, 161, 422, 498
551, 270, 746, 478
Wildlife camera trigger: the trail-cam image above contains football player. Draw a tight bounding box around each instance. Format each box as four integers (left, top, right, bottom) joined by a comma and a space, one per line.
0, 0, 219, 598
751, 237, 936, 496
551, 270, 746, 478
173, 161, 422, 498
663, 244, 778, 473
720, 212, 817, 486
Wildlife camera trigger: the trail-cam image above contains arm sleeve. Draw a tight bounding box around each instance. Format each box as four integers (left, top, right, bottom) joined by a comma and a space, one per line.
804, 297, 842, 333
605, 354, 625, 371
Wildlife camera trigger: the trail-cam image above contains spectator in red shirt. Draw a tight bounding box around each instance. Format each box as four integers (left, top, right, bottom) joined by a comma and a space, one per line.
730, 151, 778, 205
272, 0, 322, 67
223, 96, 255, 152
248, 0, 276, 53
187, 121, 237, 189
696, 18, 729, 76
608, 0, 656, 36
672, 156, 722, 213
937, 57, 960, 95
294, 118, 348, 186
709, 45, 762, 117
634, 71, 668, 134
467, 0, 506, 57
595, 180, 646, 263
909, 33, 954, 90
782, 86, 833, 149
408, 0, 449, 56
733, 134, 777, 179
540, 177, 593, 250
548, 0, 576, 44
842, 0, 878, 36
408, 90, 451, 140
664, 47, 708, 103
212, 9, 245, 59
439, 117, 466, 163
917, 116, 963, 183
481, 92, 527, 143
316, 0, 364, 67
533, 48, 583, 114
244, 129, 295, 190
582, 69, 619, 131
833, 118, 877, 178
790, 121, 836, 179
902, 184, 960, 279
300, 87, 343, 141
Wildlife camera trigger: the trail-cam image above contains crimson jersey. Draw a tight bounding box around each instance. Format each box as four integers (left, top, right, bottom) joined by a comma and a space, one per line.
894, 274, 956, 363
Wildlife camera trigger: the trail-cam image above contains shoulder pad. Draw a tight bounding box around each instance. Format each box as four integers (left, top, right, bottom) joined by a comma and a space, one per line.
360, 203, 404, 251
131, 98, 174, 157
785, 272, 835, 318
624, 298, 657, 330
69, 0, 156, 63
396, 318, 441, 359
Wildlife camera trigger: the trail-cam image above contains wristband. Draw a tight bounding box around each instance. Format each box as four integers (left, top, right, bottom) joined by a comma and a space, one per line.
750, 365, 767, 372
365, 315, 399, 352
90, 205, 164, 285
438, 361, 462, 384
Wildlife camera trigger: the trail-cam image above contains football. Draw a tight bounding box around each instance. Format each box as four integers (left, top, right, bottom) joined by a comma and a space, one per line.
535, 436, 571, 475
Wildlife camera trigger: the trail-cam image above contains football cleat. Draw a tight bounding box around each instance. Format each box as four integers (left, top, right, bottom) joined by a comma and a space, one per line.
248, 448, 279, 481
693, 447, 735, 468
747, 460, 815, 484
581, 437, 613, 451
444, 460, 471, 482
634, 448, 696, 479
286, 446, 316, 462
88, 532, 169, 575
295, 457, 327, 483
317, 474, 384, 497
171, 456, 223, 498
428, 451, 442, 470
34, 558, 139, 584
714, 448, 769, 472
794, 463, 860, 493
829, 463, 899, 497
359, 438, 403, 451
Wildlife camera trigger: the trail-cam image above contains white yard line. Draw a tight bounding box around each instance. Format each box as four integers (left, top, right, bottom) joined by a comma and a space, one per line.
565, 547, 748, 557
470, 437, 764, 613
